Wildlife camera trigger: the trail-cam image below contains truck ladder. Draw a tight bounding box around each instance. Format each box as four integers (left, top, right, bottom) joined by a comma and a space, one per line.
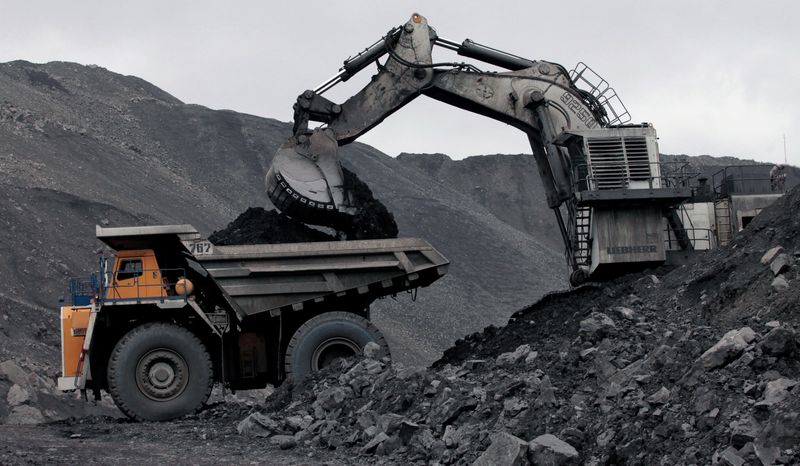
575, 206, 592, 265
714, 198, 733, 246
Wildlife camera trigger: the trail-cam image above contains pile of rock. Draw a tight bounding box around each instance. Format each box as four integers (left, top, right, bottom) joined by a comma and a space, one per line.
240, 302, 799, 465
0, 358, 118, 424
0, 359, 48, 425
760, 245, 795, 292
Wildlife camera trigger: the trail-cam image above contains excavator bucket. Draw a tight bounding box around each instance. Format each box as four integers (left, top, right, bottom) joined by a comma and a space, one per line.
265, 128, 354, 228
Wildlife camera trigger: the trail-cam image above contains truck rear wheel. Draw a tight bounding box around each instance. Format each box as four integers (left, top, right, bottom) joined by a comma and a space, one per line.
284, 312, 389, 381
107, 323, 213, 421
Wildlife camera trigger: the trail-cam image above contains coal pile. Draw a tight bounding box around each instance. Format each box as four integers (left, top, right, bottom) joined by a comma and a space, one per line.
209, 169, 397, 246
238, 186, 800, 465
341, 167, 398, 240
209, 207, 337, 245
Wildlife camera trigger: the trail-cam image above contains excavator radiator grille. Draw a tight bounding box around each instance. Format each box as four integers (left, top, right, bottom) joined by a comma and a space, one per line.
585, 135, 652, 190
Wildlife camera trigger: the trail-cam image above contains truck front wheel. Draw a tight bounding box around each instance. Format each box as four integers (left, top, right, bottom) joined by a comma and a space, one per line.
107, 323, 213, 421
285, 312, 389, 381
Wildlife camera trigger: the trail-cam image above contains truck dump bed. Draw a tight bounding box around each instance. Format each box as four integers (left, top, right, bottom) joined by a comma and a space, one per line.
96, 225, 449, 319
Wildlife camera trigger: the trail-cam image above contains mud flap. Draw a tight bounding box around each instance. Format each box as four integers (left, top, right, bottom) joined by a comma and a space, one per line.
58, 305, 99, 391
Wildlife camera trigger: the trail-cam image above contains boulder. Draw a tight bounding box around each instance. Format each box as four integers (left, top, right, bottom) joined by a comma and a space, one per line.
728, 416, 760, 448
269, 434, 297, 449
398, 420, 419, 445
237, 412, 280, 437
610, 306, 636, 321
472, 432, 527, 466
0, 360, 30, 387
362, 432, 389, 454
757, 326, 796, 356
754, 378, 797, 410
771, 275, 790, 291
647, 386, 671, 405
4, 405, 45, 425
753, 444, 781, 466
463, 360, 487, 370
535, 375, 557, 408
769, 253, 794, 276
760, 246, 784, 265
496, 344, 531, 366
363, 341, 381, 359
6, 384, 31, 406
528, 434, 579, 465
579, 313, 617, 340
696, 327, 757, 370
285, 414, 312, 431
718, 446, 745, 466
315, 386, 351, 411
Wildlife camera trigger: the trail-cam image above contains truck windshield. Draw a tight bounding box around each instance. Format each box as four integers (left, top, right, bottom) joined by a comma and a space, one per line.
117, 259, 143, 281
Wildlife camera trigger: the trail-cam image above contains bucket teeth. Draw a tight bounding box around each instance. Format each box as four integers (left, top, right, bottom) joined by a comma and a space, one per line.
265, 169, 343, 226
265, 130, 354, 229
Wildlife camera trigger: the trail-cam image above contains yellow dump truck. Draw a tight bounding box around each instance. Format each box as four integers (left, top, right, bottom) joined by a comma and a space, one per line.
59, 224, 448, 421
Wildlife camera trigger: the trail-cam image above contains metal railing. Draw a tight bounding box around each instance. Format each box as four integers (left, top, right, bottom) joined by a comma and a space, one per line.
103, 267, 188, 303
665, 227, 716, 251
569, 62, 631, 126
69, 276, 98, 306
69, 265, 189, 305
574, 161, 697, 192
712, 165, 786, 197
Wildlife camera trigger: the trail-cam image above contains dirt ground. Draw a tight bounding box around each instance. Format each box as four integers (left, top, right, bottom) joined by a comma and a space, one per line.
0, 404, 365, 465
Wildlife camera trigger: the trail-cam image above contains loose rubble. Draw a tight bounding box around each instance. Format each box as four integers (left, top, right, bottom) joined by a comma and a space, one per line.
234, 185, 800, 465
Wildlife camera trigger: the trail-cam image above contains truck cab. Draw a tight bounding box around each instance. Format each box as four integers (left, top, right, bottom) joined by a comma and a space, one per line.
106, 249, 169, 301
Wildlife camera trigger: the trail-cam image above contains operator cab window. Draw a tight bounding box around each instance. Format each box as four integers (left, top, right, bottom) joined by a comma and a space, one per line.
117, 259, 143, 281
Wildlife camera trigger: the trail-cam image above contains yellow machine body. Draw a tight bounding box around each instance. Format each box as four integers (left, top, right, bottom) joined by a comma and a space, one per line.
60, 305, 92, 379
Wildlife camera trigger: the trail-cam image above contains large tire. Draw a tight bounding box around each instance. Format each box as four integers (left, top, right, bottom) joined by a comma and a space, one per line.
107, 323, 213, 421
285, 312, 389, 381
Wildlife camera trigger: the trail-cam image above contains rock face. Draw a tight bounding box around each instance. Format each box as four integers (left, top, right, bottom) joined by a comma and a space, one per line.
528, 434, 579, 465
237, 412, 281, 437
472, 432, 527, 466
5, 405, 45, 425
578, 312, 617, 340
696, 327, 757, 370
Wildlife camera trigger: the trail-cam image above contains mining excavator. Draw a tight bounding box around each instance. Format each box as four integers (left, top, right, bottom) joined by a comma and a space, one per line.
266, 13, 694, 285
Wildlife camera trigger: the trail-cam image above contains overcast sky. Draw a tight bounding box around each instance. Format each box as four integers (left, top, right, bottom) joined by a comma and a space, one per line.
2, 1, 798, 164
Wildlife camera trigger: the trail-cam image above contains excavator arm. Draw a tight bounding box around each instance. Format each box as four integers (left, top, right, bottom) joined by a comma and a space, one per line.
267, 13, 602, 218
266, 13, 692, 282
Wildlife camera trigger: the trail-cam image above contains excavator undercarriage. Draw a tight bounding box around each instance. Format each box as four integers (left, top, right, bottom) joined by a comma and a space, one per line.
265, 13, 693, 284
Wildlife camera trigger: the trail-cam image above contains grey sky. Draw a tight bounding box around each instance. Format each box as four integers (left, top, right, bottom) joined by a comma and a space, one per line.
2, 1, 798, 164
